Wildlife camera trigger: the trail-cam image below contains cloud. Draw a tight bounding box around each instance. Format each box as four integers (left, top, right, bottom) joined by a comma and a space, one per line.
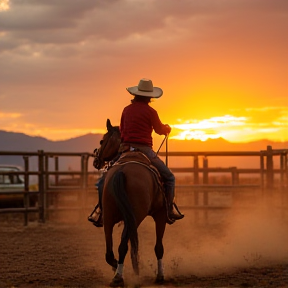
170, 107, 288, 142
0, 114, 106, 140
0, 0, 99, 30
0, 0, 287, 141
1, 0, 287, 53
245, 106, 288, 112
1, 0, 287, 69
0, 111, 22, 119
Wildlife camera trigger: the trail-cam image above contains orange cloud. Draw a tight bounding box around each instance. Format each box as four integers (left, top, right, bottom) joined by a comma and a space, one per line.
0, 112, 22, 119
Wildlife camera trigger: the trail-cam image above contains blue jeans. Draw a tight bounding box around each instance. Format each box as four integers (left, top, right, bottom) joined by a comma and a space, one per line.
96, 175, 105, 209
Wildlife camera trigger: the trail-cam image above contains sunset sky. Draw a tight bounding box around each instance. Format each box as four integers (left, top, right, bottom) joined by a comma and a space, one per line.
0, 0, 287, 143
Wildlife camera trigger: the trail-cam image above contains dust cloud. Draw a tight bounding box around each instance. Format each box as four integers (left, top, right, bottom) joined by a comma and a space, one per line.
135, 193, 288, 278
45, 189, 288, 280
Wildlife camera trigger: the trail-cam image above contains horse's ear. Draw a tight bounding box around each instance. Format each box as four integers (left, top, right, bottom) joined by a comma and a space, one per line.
106, 119, 113, 131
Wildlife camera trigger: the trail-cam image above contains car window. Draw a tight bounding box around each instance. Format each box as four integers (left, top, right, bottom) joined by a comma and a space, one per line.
9, 175, 21, 184
0, 169, 24, 185
0, 175, 11, 184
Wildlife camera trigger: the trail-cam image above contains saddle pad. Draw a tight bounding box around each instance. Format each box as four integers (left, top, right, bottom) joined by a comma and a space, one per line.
116, 151, 151, 166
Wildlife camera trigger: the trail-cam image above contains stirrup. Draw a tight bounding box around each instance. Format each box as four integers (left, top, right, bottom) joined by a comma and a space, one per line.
166, 203, 184, 224
93, 219, 103, 228
88, 203, 103, 227
88, 203, 99, 218
166, 218, 175, 225
88, 214, 103, 227
173, 202, 184, 217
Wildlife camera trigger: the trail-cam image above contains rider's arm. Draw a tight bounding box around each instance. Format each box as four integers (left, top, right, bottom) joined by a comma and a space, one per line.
151, 109, 171, 136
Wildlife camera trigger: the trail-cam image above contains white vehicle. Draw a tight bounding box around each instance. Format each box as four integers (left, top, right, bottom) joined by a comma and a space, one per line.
0, 165, 27, 207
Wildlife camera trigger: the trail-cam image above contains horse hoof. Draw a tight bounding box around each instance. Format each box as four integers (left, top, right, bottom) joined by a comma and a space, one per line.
109, 273, 124, 287
155, 274, 164, 284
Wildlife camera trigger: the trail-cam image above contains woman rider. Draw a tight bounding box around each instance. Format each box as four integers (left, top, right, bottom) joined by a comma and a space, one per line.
88, 78, 184, 226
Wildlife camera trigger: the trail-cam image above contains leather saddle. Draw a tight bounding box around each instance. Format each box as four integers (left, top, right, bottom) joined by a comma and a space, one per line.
113, 151, 163, 190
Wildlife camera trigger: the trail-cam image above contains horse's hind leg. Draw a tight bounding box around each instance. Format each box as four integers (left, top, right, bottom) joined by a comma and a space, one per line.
109, 226, 129, 287
118, 226, 129, 265
154, 214, 166, 283
104, 224, 118, 270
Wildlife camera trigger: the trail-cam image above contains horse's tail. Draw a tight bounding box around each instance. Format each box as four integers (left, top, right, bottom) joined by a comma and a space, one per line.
112, 169, 139, 274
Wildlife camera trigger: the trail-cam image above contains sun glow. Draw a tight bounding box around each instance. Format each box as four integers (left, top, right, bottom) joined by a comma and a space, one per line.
171, 115, 247, 141
0, 0, 10, 11
169, 107, 288, 143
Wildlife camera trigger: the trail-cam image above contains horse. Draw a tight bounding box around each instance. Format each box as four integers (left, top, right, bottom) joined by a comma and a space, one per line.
93, 119, 168, 287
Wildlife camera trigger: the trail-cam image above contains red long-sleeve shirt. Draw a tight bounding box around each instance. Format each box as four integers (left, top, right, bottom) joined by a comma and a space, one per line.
120, 101, 169, 148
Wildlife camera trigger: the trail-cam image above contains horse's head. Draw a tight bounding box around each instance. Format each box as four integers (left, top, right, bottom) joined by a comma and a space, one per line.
93, 119, 121, 170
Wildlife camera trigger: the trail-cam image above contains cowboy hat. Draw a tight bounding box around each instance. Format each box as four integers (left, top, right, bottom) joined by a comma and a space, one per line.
126, 78, 163, 98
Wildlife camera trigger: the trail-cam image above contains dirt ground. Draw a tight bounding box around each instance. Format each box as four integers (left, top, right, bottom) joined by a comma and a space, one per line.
0, 207, 288, 288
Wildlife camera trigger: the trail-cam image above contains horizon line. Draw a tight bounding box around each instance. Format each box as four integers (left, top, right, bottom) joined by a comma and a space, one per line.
1, 129, 287, 144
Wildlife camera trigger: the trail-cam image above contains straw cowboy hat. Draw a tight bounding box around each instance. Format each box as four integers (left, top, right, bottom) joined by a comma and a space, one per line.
126, 78, 163, 98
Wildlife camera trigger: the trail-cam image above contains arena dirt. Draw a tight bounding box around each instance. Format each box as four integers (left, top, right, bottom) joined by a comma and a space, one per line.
0, 203, 288, 288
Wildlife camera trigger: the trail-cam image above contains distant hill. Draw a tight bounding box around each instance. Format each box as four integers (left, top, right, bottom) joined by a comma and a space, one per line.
0, 130, 102, 170
1, 130, 287, 170
0, 130, 102, 152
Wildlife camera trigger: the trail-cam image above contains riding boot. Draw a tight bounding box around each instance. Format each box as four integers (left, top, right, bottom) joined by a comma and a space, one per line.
88, 176, 104, 227
165, 186, 184, 221
88, 203, 103, 227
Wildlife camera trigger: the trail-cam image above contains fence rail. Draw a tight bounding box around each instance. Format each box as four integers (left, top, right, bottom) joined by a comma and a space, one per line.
0, 145, 287, 225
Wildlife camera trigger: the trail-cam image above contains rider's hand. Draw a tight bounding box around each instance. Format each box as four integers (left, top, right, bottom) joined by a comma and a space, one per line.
165, 124, 171, 135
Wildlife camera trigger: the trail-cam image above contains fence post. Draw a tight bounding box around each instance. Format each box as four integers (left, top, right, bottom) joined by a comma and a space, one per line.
280, 152, 285, 186
260, 152, 265, 193
203, 157, 208, 184
80, 154, 89, 221
38, 150, 45, 223
231, 167, 238, 185
23, 156, 29, 226
285, 152, 288, 209
84, 153, 89, 212
285, 152, 288, 187
55, 156, 59, 186
202, 155, 209, 206
193, 155, 199, 209
194, 155, 199, 184
45, 155, 49, 191
266, 146, 274, 190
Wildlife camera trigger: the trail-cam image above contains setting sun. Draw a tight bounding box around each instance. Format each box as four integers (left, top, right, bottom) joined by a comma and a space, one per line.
170, 115, 246, 141
169, 108, 288, 143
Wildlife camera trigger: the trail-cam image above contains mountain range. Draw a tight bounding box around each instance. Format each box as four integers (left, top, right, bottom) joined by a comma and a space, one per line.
1, 130, 287, 170
1, 130, 287, 152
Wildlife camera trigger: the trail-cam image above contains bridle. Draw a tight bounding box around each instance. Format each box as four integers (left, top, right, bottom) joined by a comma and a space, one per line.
94, 127, 121, 170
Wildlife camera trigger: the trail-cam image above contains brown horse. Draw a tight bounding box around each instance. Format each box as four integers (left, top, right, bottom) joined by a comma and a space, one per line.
94, 119, 168, 287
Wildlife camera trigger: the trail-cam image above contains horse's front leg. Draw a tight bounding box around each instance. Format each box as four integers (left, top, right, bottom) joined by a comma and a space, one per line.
154, 213, 166, 284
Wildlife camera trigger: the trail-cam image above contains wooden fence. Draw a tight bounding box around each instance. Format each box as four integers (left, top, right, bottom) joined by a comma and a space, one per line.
0, 146, 287, 225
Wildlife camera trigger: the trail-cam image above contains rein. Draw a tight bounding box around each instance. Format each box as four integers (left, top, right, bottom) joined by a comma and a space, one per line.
156, 134, 169, 166
156, 135, 167, 155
